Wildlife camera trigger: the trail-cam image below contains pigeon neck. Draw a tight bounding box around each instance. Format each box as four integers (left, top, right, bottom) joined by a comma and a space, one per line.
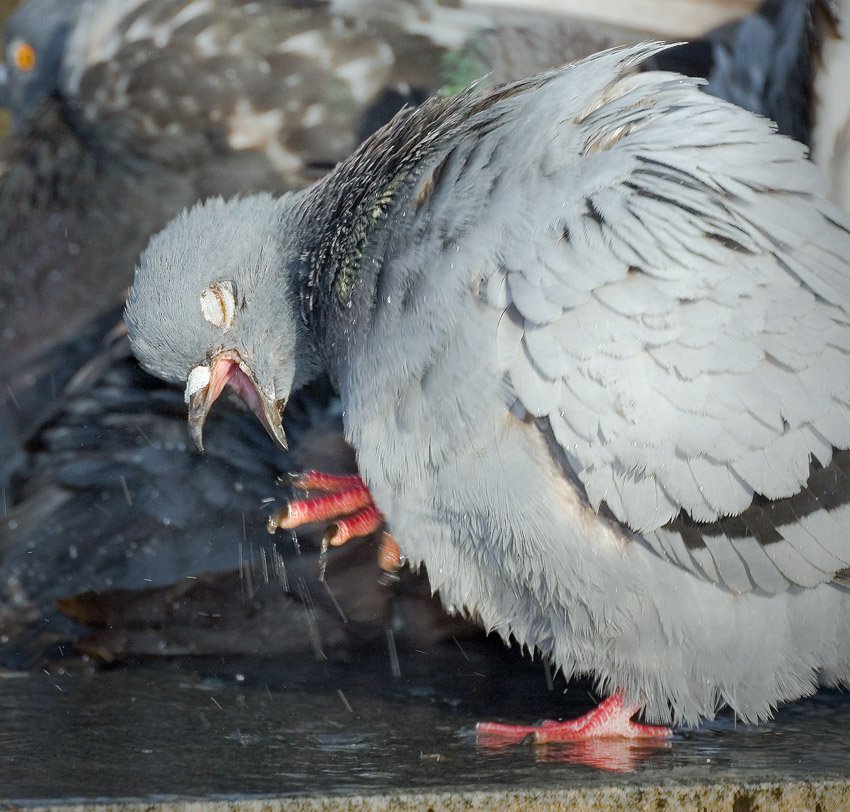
296, 94, 468, 384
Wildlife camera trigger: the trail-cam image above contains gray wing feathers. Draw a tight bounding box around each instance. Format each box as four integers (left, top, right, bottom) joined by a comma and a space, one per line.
485, 45, 850, 592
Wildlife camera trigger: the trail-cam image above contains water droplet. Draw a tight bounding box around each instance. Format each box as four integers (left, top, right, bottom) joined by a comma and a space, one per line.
289, 530, 301, 554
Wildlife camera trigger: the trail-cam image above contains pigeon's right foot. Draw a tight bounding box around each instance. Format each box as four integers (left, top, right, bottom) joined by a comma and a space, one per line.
267, 470, 400, 572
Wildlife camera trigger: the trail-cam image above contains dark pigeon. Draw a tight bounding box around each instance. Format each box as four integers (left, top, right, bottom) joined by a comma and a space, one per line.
127, 44, 850, 728
0, 320, 474, 667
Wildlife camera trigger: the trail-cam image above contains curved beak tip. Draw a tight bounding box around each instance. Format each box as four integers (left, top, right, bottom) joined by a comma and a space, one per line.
184, 355, 288, 454
263, 398, 289, 451
268, 419, 288, 452
188, 392, 210, 454
189, 423, 206, 453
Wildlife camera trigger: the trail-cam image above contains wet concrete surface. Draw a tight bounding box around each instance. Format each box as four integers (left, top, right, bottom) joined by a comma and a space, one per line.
1, 637, 849, 809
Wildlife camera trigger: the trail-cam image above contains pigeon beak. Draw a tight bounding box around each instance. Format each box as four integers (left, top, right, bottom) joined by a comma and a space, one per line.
185, 351, 288, 453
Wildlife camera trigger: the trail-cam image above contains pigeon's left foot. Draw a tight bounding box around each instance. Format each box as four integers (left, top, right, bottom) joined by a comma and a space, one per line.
268, 471, 374, 538
267, 470, 400, 572
476, 693, 672, 744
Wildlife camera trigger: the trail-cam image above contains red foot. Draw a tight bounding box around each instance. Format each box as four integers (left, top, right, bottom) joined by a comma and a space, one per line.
267, 469, 401, 574
267, 482, 372, 530
476, 693, 671, 745
325, 504, 384, 547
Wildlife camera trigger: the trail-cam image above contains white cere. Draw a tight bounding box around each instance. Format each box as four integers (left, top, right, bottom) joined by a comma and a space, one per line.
185, 364, 211, 403
200, 280, 236, 329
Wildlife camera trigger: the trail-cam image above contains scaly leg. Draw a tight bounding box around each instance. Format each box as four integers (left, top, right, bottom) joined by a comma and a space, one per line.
267, 470, 401, 574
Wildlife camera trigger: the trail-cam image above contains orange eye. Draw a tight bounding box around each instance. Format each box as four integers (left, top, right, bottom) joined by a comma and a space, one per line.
12, 41, 36, 72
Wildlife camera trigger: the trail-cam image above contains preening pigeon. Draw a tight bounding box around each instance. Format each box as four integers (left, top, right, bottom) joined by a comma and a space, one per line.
126, 46, 850, 736
127, 42, 850, 736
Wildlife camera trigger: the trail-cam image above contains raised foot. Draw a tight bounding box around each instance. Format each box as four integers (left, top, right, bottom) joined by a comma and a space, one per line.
476, 693, 672, 745
267, 469, 400, 573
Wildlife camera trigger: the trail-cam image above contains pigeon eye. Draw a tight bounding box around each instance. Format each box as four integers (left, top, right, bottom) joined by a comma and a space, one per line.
11, 41, 36, 73
200, 280, 236, 329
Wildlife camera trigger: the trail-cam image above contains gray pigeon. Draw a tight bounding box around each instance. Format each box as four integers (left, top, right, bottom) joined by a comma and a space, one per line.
644, 0, 832, 147
126, 43, 850, 731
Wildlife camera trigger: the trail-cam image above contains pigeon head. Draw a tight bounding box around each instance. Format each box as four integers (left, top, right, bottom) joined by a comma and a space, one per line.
0, 0, 86, 129
126, 193, 318, 453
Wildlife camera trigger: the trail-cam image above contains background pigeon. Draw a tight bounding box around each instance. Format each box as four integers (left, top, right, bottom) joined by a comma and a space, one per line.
644, 0, 829, 144
645, 0, 850, 209
0, 334, 472, 666
0, 0, 492, 368
127, 44, 850, 733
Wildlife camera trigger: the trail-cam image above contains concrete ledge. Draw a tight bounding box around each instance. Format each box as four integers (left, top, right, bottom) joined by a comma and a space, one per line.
6, 782, 850, 812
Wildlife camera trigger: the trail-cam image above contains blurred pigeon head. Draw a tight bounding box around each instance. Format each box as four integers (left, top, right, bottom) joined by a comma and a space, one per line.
125, 194, 318, 453
0, 0, 85, 129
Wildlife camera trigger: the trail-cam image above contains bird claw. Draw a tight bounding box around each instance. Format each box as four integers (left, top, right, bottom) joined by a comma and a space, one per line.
267, 469, 400, 580
281, 471, 364, 492
475, 693, 672, 745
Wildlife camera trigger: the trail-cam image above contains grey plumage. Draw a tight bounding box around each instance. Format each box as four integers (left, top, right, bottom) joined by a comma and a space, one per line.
127, 43, 850, 725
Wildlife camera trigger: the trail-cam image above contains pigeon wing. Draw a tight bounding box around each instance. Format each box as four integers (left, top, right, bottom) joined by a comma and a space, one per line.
396, 44, 850, 595
487, 45, 850, 594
